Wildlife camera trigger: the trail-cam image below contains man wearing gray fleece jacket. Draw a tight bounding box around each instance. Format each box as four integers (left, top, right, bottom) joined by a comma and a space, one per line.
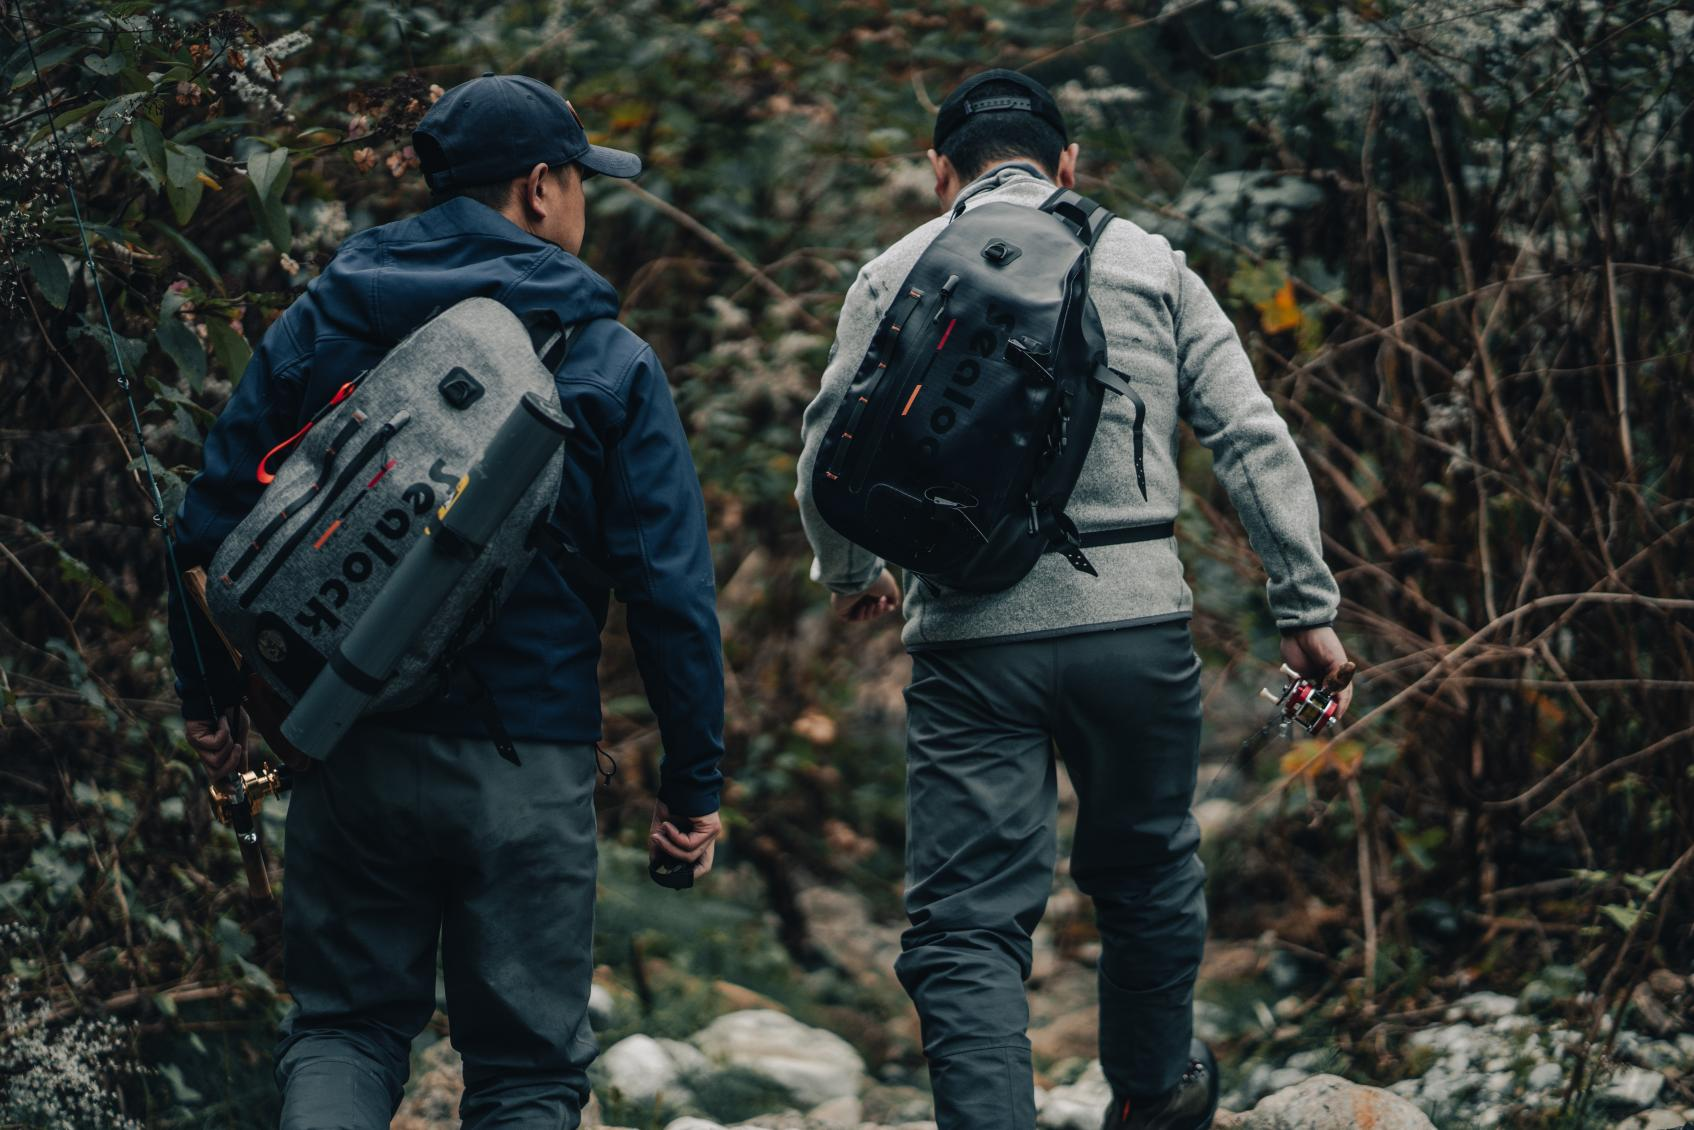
796, 72, 1351, 1130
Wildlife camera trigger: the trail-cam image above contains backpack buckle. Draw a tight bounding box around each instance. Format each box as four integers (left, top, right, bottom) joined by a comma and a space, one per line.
982, 238, 1023, 266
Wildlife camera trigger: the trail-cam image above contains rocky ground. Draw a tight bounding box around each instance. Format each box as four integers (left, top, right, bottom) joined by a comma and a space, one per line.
390, 788, 1694, 1130
391, 960, 1694, 1130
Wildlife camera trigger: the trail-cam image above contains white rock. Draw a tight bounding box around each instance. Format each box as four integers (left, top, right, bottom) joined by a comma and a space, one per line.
690, 1010, 866, 1107
1236, 1074, 1436, 1129
589, 983, 616, 1030
804, 1095, 862, 1126
1446, 991, 1519, 1023
664, 1120, 727, 1130
1195, 798, 1242, 841
657, 1037, 712, 1079
1038, 1061, 1111, 1129
601, 1034, 693, 1108
1264, 1066, 1311, 1092
1631, 1042, 1684, 1071
1596, 1065, 1665, 1113
1612, 1112, 1692, 1130
1526, 1061, 1563, 1093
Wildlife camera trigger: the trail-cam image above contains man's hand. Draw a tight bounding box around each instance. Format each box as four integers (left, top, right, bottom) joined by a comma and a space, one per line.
1281, 625, 1354, 721
649, 799, 723, 881
830, 568, 900, 623
185, 706, 250, 778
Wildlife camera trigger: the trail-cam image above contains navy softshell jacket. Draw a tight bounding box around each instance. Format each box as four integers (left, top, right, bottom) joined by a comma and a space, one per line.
169, 197, 726, 816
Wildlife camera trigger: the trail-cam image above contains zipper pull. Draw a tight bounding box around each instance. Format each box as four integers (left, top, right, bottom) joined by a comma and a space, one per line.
931, 274, 961, 323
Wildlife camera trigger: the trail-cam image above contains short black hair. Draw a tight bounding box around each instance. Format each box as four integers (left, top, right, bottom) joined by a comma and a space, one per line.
431, 163, 575, 209
936, 79, 1065, 181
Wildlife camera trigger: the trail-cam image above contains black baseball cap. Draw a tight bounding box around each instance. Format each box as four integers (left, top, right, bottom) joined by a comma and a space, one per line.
932, 68, 1069, 152
414, 72, 642, 193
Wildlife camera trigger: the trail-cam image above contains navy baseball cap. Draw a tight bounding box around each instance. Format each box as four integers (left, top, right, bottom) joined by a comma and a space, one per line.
932, 68, 1069, 151
413, 72, 642, 192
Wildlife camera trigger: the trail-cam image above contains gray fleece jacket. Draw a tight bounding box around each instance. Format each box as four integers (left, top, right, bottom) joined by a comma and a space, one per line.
796, 164, 1339, 650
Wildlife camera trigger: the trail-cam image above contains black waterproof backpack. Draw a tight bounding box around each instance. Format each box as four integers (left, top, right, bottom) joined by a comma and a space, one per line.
810, 187, 1170, 593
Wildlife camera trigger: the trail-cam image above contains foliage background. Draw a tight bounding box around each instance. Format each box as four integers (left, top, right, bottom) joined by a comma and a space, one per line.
1, 0, 1690, 1126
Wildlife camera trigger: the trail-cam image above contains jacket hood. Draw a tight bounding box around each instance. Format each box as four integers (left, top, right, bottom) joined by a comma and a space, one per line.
307, 196, 622, 346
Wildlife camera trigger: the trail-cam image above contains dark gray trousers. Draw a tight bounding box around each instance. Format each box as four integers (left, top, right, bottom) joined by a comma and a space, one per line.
897, 620, 1207, 1130
274, 726, 600, 1130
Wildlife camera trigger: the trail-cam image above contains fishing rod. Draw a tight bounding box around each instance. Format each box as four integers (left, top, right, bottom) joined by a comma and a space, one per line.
11, 2, 285, 899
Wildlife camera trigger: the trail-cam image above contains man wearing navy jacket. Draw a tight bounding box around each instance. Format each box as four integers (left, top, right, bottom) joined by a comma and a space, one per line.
168, 74, 725, 1129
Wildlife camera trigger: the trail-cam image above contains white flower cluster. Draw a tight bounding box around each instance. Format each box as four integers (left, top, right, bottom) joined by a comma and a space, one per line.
296, 198, 351, 250
230, 28, 314, 114
0, 971, 142, 1129
1053, 79, 1146, 132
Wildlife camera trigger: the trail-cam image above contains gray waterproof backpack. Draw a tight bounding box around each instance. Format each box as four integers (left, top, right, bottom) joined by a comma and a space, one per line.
205, 297, 571, 722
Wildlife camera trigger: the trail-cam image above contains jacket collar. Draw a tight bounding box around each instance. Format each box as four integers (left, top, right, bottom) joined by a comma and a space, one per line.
950, 161, 1052, 216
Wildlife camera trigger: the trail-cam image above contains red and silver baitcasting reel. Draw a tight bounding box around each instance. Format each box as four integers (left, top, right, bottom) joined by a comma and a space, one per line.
1259, 663, 1352, 735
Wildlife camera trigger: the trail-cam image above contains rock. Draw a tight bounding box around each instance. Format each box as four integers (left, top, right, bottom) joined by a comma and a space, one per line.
861, 1082, 936, 1124
664, 1120, 727, 1130
1030, 1005, 1099, 1062
1647, 969, 1688, 998
1195, 798, 1243, 841
1612, 1111, 1694, 1130
713, 980, 789, 1014
691, 1010, 866, 1107
1234, 1074, 1436, 1129
589, 982, 616, 1030
1526, 1061, 1563, 1093
1038, 1060, 1111, 1129
804, 1095, 862, 1126
1595, 1065, 1665, 1114
1630, 981, 1683, 1037
390, 1038, 465, 1130
1193, 998, 1231, 1045
1519, 979, 1558, 1013
601, 1034, 696, 1108
1446, 991, 1519, 1023
1265, 951, 1304, 993
1630, 1041, 1684, 1071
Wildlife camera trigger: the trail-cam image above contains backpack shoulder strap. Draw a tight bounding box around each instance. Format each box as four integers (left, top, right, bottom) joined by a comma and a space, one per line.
1040, 187, 1115, 248
520, 308, 593, 373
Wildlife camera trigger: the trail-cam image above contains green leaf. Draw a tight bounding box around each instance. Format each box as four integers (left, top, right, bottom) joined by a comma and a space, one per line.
1600, 904, 1645, 932
155, 308, 206, 391
157, 1062, 203, 1104
69, 316, 146, 376
246, 146, 290, 201
245, 180, 291, 252
132, 116, 166, 181
244, 147, 292, 252
163, 142, 205, 189
166, 176, 203, 225
95, 91, 148, 130
24, 247, 70, 309
205, 318, 252, 385
148, 221, 220, 285
84, 53, 127, 76
9, 43, 79, 89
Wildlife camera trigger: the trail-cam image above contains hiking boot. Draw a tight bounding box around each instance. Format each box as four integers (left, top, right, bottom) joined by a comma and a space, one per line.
1101, 1039, 1220, 1130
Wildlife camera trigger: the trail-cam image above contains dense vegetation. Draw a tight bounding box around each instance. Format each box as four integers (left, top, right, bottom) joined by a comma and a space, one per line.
1, 1, 1690, 1125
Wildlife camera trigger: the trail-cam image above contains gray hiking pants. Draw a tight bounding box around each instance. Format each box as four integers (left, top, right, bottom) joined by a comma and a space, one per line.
274, 726, 600, 1130
897, 620, 1207, 1130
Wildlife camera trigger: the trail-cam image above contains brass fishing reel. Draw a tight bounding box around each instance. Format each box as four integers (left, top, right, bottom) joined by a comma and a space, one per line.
208, 763, 293, 900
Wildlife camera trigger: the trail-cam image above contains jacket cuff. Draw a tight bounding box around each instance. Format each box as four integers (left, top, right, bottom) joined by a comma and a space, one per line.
658, 780, 722, 819
810, 557, 883, 597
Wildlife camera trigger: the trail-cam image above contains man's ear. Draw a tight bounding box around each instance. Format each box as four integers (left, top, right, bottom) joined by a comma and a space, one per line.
1055, 143, 1080, 189
929, 148, 959, 204
521, 161, 551, 217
